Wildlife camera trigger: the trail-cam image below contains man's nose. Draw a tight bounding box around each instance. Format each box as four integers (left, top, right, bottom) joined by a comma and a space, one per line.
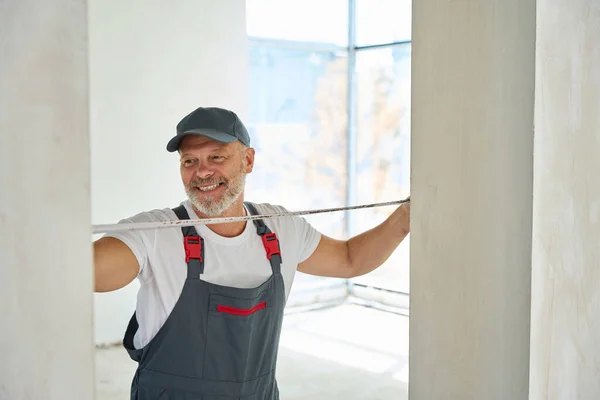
194, 162, 215, 180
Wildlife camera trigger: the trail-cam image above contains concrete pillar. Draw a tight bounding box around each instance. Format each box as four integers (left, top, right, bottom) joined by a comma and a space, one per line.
0, 1, 95, 399
409, 1, 536, 399
530, 1, 600, 399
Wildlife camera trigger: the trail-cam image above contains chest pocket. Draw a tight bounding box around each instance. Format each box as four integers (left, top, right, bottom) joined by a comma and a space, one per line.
203, 282, 281, 383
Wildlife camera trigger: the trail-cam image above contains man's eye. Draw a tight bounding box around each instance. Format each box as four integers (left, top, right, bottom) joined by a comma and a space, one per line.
211, 156, 225, 161
183, 159, 196, 166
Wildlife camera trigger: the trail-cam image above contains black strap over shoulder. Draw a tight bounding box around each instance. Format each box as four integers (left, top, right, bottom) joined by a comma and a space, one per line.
172, 205, 196, 237
172, 204, 204, 277
245, 202, 283, 271
172, 204, 188, 219
244, 202, 270, 235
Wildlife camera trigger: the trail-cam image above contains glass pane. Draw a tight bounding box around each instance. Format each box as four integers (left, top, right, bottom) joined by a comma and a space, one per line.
349, 44, 412, 293
356, 0, 412, 46
246, 0, 348, 45
246, 45, 349, 302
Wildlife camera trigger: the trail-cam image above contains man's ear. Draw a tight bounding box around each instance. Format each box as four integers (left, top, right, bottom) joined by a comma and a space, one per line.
243, 147, 255, 173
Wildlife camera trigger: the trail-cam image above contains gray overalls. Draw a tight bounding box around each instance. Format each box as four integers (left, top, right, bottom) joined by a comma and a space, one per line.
123, 202, 285, 399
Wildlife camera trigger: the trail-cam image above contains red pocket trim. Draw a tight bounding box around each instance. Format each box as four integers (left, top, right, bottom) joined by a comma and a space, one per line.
217, 301, 266, 316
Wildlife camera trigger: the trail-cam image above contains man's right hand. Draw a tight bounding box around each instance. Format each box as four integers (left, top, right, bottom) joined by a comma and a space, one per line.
93, 237, 139, 292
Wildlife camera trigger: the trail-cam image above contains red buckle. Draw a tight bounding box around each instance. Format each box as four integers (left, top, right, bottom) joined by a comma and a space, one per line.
262, 233, 281, 260
184, 236, 202, 263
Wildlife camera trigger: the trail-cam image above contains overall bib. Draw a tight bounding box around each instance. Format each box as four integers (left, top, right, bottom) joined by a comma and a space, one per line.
123, 202, 285, 399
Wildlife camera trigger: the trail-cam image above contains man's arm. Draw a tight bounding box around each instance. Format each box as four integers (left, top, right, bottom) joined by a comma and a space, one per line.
297, 200, 410, 279
93, 237, 140, 292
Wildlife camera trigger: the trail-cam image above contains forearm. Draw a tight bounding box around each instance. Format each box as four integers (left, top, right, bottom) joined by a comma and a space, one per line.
347, 204, 410, 277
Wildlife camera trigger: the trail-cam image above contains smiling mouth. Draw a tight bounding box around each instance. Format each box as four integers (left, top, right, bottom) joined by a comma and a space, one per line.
195, 183, 224, 192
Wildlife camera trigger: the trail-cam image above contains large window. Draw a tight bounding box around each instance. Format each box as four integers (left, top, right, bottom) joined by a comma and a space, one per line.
245, 45, 348, 221
246, 0, 411, 308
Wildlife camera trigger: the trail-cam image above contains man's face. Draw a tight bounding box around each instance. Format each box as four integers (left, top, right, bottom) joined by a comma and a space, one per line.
179, 135, 255, 217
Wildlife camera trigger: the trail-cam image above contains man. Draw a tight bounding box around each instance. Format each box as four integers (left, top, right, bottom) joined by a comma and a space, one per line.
94, 106, 410, 399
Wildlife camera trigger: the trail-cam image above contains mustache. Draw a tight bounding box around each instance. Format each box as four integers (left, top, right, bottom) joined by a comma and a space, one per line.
189, 177, 228, 187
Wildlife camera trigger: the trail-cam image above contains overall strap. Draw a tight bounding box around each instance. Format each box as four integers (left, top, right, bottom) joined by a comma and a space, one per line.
244, 202, 282, 275
172, 205, 204, 278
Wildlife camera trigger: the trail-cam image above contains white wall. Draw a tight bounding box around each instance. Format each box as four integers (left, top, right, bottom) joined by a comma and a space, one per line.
0, 1, 95, 398
89, 0, 248, 345
409, 0, 536, 398
530, 0, 600, 398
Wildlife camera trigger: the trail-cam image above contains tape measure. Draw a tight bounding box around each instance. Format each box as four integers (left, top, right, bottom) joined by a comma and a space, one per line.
92, 199, 410, 234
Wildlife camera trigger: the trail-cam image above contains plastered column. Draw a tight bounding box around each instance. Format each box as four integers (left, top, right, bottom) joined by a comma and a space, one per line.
0, 1, 95, 399
530, 1, 600, 399
409, 1, 536, 399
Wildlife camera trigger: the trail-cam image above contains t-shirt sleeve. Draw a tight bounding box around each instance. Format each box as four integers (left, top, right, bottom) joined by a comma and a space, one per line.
294, 215, 322, 264
258, 203, 323, 264
101, 212, 159, 281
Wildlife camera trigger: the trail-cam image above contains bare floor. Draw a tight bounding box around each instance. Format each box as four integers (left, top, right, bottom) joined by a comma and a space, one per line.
96, 303, 409, 400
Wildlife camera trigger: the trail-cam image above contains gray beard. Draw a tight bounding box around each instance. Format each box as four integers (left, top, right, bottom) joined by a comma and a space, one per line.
186, 172, 246, 217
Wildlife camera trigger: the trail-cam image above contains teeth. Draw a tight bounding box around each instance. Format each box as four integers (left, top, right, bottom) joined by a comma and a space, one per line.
198, 184, 219, 191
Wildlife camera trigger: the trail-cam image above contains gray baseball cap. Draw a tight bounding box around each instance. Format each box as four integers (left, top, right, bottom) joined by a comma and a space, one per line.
166, 106, 251, 152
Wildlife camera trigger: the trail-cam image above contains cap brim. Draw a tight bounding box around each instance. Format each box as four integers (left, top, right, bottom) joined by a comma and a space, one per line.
166, 129, 237, 152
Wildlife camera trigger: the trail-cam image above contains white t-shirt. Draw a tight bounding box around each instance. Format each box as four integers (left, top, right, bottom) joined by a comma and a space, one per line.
103, 200, 322, 349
